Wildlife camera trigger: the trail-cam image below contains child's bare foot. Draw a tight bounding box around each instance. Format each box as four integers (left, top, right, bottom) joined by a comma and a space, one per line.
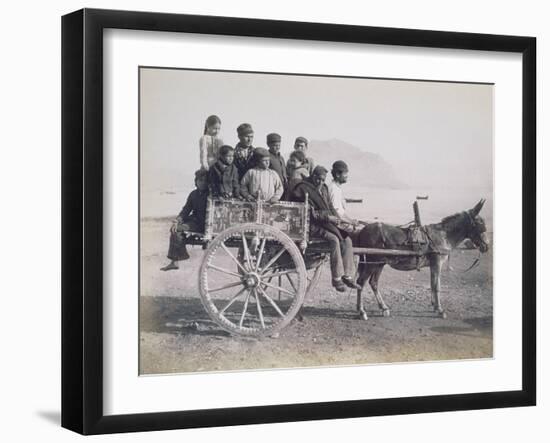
160, 262, 179, 271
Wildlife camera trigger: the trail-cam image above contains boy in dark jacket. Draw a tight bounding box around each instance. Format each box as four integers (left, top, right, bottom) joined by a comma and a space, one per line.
208, 145, 240, 198
160, 170, 209, 271
266, 132, 288, 193
234, 123, 256, 180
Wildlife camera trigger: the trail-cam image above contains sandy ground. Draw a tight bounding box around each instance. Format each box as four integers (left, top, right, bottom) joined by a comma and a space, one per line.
140, 219, 493, 375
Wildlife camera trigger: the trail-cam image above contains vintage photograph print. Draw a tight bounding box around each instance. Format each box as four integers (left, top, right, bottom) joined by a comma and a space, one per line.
139, 67, 493, 375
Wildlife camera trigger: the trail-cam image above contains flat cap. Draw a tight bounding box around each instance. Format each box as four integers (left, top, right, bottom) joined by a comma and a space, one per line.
195, 169, 209, 179
267, 133, 282, 144
237, 123, 254, 136
294, 136, 308, 145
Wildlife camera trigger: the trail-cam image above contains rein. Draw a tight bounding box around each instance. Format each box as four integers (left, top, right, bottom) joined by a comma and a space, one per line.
432, 211, 483, 272
463, 250, 482, 272
458, 211, 483, 272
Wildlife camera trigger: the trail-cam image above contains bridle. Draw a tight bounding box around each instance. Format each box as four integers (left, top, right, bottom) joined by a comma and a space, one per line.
463, 211, 488, 252
449, 211, 487, 273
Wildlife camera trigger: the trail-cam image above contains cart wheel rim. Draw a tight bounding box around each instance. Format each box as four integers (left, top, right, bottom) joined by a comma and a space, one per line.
199, 223, 307, 336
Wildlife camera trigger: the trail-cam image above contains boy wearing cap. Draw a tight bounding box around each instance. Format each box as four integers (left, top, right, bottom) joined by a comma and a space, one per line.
160, 170, 209, 271
234, 123, 256, 180
240, 148, 284, 203
292, 165, 359, 292
266, 133, 288, 193
288, 136, 315, 175
208, 145, 240, 199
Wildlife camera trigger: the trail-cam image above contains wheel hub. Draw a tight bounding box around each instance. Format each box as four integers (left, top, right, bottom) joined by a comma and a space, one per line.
242, 272, 260, 289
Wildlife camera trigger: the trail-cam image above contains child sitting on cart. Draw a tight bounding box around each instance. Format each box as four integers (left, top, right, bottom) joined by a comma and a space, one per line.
160, 169, 209, 271
240, 148, 284, 203
208, 145, 240, 198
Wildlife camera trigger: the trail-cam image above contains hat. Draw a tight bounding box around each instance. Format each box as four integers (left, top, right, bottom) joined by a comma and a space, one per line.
219, 145, 234, 156
332, 160, 349, 173
237, 123, 254, 137
195, 169, 208, 180
254, 147, 270, 159
266, 133, 281, 144
312, 165, 328, 176
295, 136, 308, 146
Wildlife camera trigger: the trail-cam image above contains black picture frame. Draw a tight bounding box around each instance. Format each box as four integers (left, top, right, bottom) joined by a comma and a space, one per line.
61, 8, 536, 435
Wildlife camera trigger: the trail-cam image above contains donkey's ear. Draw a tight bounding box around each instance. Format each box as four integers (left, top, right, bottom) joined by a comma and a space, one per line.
470, 198, 486, 216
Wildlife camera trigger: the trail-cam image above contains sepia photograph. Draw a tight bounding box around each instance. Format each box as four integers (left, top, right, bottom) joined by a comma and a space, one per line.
139, 66, 493, 375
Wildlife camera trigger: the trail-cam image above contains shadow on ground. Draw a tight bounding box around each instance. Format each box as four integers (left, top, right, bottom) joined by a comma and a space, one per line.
430, 316, 493, 338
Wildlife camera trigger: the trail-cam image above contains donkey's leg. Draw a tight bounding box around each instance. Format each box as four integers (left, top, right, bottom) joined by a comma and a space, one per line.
430, 255, 447, 318
356, 262, 372, 321
369, 265, 390, 317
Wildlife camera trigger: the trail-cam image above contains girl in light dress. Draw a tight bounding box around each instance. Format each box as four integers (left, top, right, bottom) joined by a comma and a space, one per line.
199, 115, 224, 170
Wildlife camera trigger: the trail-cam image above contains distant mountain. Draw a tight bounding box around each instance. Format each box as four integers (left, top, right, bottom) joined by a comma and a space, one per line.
308, 139, 408, 189
142, 138, 407, 193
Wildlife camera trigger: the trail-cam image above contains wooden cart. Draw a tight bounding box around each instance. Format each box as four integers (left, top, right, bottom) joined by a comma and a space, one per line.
193, 197, 420, 337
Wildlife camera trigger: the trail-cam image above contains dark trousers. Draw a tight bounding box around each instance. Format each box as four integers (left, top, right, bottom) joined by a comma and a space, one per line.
167, 221, 201, 261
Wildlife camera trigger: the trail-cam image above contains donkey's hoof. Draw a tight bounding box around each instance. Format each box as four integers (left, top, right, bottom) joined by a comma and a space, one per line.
358, 311, 368, 321
382, 309, 391, 317
296, 313, 304, 322
435, 309, 447, 319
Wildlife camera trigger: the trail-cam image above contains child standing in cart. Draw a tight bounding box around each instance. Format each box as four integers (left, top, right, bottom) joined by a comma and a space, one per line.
234, 123, 256, 180
160, 170, 209, 271
266, 133, 288, 195
288, 136, 315, 175
199, 115, 224, 171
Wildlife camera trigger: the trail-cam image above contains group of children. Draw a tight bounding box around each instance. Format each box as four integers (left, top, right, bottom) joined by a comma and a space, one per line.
161, 114, 360, 293
199, 117, 315, 201
161, 115, 316, 271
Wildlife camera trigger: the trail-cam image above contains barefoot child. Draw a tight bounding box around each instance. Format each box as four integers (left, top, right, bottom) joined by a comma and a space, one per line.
199, 115, 224, 170
240, 148, 283, 203
208, 145, 240, 198
160, 170, 209, 271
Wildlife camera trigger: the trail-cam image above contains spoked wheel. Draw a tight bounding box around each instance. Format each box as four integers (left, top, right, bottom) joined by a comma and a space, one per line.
199, 223, 307, 337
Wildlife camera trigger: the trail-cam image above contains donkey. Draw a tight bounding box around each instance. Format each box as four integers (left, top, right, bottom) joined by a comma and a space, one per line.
354, 199, 489, 320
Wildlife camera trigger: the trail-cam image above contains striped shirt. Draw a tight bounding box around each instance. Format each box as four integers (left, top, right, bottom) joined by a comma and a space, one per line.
240, 168, 284, 201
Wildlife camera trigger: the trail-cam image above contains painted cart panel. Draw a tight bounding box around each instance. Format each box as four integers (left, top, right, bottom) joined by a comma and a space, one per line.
204, 197, 309, 243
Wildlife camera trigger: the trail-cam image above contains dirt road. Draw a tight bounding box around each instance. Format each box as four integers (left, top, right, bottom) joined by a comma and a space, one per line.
140, 220, 493, 374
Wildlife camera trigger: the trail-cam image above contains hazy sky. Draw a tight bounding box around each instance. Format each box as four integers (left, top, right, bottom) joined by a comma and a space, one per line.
140, 67, 493, 191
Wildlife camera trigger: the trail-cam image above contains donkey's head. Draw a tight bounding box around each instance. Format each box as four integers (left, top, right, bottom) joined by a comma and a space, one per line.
465, 199, 490, 253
